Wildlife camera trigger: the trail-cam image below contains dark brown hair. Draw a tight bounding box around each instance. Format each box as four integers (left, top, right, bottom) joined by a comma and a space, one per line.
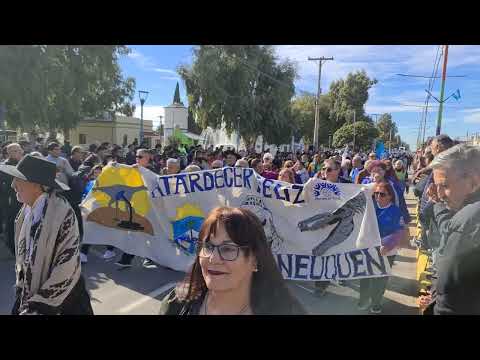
177, 207, 306, 315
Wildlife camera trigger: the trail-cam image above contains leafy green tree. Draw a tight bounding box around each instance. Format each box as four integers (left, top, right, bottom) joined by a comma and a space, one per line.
376, 113, 401, 149
328, 70, 377, 127
332, 121, 379, 151
0, 45, 136, 141
178, 45, 297, 150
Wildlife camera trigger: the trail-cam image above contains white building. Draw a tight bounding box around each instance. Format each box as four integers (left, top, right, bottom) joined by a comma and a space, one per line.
200, 125, 305, 156
162, 83, 204, 145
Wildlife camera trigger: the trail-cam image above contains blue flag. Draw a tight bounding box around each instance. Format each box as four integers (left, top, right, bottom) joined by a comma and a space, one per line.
375, 140, 384, 159
452, 89, 461, 101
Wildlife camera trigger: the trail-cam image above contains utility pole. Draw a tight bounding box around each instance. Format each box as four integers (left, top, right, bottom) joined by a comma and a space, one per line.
308, 56, 334, 151
436, 45, 449, 135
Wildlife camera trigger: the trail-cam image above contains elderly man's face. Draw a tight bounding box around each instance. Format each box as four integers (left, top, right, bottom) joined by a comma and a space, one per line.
167, 162, 180, 174
11, 178, 42, 206
8, 146, 24, 161
433, 168, 475, 211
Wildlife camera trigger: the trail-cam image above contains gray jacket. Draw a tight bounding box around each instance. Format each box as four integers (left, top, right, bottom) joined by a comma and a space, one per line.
432, 189, 480, 315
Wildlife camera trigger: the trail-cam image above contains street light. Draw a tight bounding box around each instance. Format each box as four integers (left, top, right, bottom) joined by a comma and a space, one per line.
138, 90, 149, 146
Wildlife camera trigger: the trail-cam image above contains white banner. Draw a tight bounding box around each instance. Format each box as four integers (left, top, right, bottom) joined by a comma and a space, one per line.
82, 164, 391, 280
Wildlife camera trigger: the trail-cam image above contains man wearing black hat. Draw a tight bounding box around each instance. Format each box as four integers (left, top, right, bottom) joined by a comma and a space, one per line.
0, 155, 93, 315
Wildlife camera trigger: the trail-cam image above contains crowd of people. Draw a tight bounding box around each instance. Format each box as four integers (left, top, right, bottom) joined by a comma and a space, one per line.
1, 134, 478, 315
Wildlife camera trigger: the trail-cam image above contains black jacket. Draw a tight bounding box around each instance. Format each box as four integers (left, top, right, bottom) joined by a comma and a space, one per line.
433, 189, 480, 315
0, 158, 22, 218
159, 289, 204, 315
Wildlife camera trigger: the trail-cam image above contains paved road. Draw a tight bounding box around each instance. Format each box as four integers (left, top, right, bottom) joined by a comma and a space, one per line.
0, 192, 419, 315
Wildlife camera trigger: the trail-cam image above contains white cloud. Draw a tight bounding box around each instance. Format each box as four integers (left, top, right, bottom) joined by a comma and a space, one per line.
464, 112, 480, 124
365, 104, 423, 114
275, 45, 438, 90
133, 105, 165, 126
461, 108, 480, 113
159, 76, 181, 81
154, 68, 177, 75
127, 49, 156, 69
275, 45, 480, 100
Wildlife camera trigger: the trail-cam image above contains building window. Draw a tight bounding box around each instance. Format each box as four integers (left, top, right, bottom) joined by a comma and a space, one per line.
123, 134, 128, 146
79, 134, 87, 144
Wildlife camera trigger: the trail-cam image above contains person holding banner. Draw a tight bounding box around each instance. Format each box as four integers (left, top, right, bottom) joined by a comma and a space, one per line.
358, 181, 408, 314
159, 207, 306, 315
115, 149, 166, 269
80, 165, 117, 263
310, 158, 352, 297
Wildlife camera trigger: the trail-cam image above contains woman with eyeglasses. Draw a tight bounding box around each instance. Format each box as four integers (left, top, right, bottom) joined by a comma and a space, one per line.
358, 181, 409, 314
361, 160, 411, 224
310, 159, 352, 297
159, 207, 306, 315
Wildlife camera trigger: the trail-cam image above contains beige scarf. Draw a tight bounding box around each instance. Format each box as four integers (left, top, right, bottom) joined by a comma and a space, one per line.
14, 191, 81, 314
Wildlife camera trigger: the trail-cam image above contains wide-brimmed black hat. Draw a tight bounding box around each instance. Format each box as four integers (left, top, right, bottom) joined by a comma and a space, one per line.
0, 154, 70, 191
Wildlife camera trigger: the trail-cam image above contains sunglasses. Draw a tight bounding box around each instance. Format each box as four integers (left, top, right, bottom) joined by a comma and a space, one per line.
136, 155, 144, 159
322, 167, 337, 172
374, 192, 389, 198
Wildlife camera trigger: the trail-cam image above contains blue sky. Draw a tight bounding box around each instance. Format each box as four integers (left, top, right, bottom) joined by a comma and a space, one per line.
120, 45, 480, 149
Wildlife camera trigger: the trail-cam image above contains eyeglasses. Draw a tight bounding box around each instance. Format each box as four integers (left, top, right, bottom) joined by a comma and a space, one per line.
199, 242, 249, 261
136, 155, 144, 159
374, 192, 389, 198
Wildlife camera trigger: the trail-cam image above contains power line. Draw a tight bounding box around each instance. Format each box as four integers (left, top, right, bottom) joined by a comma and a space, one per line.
396, 73, 466, 78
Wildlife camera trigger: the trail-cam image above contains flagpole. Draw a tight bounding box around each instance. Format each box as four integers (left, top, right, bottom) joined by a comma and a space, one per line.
436, 45, 449, 135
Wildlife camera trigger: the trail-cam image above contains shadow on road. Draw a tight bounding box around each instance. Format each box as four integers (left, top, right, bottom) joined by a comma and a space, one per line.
83, 246, 185, 300
387, 275, 418, 298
